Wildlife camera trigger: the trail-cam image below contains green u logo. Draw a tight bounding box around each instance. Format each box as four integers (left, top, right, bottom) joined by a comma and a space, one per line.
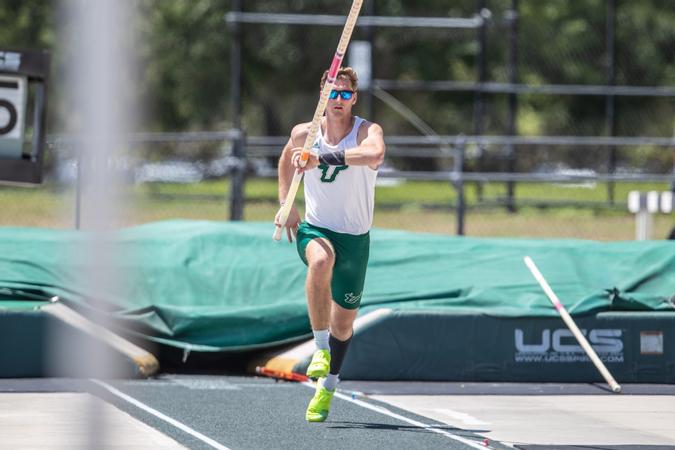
319, 164, 348, 182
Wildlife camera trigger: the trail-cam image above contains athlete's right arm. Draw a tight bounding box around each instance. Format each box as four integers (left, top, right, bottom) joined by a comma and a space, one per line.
275, 125, 306, 242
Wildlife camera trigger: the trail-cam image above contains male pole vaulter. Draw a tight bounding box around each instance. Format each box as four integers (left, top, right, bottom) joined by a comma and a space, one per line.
275, 67, 386, 422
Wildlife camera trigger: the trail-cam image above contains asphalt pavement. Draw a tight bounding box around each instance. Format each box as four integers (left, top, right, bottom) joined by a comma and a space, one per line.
2, 376, 673, 450
0, 375, 502, 450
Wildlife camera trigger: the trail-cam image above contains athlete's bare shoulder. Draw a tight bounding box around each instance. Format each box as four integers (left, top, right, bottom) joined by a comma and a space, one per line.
289, 122, 312, 148
356, 119, 384, 145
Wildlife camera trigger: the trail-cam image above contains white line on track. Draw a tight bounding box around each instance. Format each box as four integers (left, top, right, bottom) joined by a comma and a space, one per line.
92, 379, 231, 450
302, 382, 490, 450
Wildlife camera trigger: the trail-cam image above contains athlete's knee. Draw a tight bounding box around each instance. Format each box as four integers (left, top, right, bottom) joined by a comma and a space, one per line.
330, 323, 353, 341
307, 246, 334, 271
330, 310, 356, 340
309, 253, 333, 272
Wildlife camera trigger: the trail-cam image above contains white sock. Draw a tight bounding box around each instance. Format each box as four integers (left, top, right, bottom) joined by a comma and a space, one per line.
313, 329, 330, 351
323, 373, 339, 391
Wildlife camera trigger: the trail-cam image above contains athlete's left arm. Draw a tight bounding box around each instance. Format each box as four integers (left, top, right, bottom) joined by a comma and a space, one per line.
346, 122, 386, 170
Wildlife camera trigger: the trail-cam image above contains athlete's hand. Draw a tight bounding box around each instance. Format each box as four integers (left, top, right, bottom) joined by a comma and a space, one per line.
274, 205, 301, 243
291, 150, 319, 173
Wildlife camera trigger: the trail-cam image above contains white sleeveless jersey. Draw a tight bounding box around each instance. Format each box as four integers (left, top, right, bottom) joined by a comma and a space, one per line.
304, 116, 378, 235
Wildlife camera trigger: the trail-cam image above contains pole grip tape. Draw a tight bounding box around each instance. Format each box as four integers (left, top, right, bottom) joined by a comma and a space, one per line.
327, 51, 345, 83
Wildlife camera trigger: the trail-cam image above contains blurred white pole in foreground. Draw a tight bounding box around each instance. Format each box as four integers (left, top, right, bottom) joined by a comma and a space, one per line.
59, 0, 138, 447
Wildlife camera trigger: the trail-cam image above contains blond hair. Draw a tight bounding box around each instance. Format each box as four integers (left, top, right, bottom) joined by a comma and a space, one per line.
320, 66, 358, 91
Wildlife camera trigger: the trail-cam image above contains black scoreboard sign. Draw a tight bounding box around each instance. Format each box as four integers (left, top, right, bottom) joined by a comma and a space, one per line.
0, 50, 50, 184
0, 73, 27, 158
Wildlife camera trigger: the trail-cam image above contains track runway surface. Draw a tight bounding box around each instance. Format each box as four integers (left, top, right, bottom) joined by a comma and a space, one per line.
1, 376, 674, 449
0, 375, 504, 450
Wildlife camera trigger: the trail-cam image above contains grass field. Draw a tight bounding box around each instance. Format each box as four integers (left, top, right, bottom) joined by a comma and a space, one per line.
1, 178, 672, 240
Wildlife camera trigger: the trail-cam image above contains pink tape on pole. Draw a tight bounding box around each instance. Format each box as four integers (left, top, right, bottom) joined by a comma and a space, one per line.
554, 302, 563, 311
327, 52, 344, 81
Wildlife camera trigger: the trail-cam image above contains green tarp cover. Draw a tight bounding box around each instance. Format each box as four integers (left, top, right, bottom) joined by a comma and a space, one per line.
0, 220, 673, 351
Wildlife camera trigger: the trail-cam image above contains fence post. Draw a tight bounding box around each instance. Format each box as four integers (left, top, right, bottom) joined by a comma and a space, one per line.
606, 0, 617, 206
506, 0, 519, 213
228, 0, 245, 220
453, 136, 466, 236
474, 0, 489, 202
628, 191, 659, 240
229, 129, 246, 221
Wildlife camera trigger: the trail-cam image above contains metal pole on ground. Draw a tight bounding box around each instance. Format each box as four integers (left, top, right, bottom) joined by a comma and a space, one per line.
524, 256, 622, 393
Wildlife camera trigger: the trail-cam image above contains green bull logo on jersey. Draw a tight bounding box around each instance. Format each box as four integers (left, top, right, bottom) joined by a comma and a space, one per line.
318, 164, 348, 182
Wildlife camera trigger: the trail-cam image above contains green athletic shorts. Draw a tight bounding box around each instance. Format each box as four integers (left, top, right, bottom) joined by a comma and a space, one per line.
296, 221, 370, 310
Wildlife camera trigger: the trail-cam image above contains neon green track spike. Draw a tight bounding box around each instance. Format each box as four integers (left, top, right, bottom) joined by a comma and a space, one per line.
306, 349, 330, 379
306, 381, 335, 422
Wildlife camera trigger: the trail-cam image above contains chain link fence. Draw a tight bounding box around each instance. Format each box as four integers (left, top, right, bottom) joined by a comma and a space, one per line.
3, 134, 670, 241
1, 138, 235, 228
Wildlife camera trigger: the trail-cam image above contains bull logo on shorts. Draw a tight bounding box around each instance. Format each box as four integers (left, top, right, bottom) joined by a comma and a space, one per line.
344, 292, 362, 304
